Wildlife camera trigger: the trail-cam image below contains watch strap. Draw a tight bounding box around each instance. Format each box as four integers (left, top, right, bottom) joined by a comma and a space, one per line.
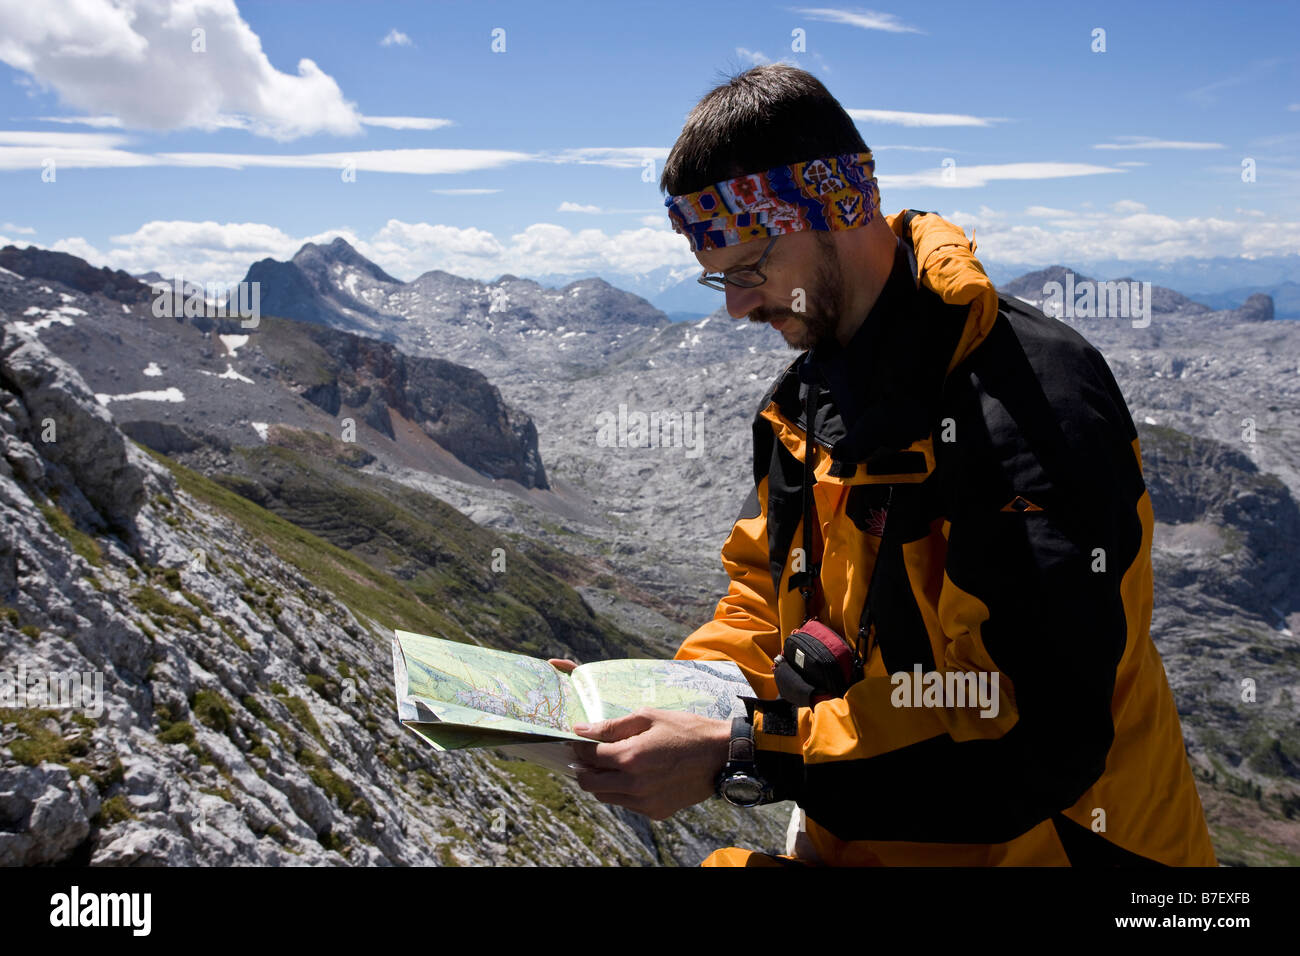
727, 715, 755, 764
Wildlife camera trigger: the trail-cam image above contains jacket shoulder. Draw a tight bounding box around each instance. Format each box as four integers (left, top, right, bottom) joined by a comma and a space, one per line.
936, 294, 1144, 517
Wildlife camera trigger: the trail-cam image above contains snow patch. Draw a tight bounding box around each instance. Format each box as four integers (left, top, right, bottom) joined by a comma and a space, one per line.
143, 362, 163, 377
0, 265, 21, 279
218, 334, 249, 357
13, 312, 75, 334
200, 363, 254, 384
250, 421, 269, 441
95, 388, 185, 405
1143, 415, 1158, 425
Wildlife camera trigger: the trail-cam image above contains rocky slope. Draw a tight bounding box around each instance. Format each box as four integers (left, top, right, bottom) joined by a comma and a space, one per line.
0, 324, 791, 865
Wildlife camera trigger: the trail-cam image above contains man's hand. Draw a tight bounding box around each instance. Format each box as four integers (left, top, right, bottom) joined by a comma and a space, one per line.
568, 710, 733, 821
546, 657, 733, 820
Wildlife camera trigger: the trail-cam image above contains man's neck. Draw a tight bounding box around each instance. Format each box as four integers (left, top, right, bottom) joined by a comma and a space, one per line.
834, 223, 901, 347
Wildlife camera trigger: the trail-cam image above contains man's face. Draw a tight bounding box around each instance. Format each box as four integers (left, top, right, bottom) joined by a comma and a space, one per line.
695, 230, 846, 351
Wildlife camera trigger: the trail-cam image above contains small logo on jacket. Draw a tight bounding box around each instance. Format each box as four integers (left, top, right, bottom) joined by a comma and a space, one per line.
890, 664, 999, 718
864, 506, 888, 537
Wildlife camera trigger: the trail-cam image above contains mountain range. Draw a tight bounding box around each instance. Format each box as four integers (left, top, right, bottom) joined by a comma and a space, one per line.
1, 235, 1298, 866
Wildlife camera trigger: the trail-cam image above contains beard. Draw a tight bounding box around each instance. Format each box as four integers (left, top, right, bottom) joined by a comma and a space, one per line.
749, 233, 845, 351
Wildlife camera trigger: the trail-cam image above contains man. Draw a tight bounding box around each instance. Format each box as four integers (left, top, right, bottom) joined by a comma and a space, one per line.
561, 64, 1216, 866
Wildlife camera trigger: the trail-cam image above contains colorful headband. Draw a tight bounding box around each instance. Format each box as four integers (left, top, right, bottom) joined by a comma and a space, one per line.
664, 151, 879, 251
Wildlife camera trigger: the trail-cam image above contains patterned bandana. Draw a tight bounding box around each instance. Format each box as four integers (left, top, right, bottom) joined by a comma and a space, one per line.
664, 151, 879, 252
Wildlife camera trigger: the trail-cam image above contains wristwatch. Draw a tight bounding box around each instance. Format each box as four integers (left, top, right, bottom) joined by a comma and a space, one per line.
715, 715, 774, 807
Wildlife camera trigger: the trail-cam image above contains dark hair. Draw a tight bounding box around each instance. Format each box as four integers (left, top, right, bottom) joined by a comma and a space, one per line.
660, 64, 869, 196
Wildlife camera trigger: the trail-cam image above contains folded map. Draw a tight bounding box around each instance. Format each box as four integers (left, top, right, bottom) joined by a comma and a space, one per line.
392, 629, 754, 776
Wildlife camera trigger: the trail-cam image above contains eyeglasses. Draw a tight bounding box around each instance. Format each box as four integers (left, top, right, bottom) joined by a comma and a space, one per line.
696, 235, 778, 291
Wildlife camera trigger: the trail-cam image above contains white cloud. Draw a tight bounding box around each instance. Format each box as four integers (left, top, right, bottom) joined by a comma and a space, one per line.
790, 7, 923, 34
150, 148, 532, 175
873, 144, 954, 153
556, 202, 660, 215
542, 147, 670, 168
359, 116, 453, 131
0, 222, 36, 234
34, 115, 125, 128
0, 134, 678, 175
945, 205, 1300, 264
880, 161, 1122, 189
431, 188, 502, 195
0, 0, 364, 140
0, 130, 155, 170
1110, 199, 1147, 214
1288, 103, 1300, 111
1114, 161, 1148, 167
380, 28, 412, 47
22, 217, 696, 288
736, 47, 772, 66
848, 109, 1006, 127
0, 141, 531, 174
1093, 136, 1224, 150
1024, 206, 1073, 218
364, 220, 695, 280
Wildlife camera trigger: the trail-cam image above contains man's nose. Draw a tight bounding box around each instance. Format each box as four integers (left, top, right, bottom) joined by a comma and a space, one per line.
724, 284, 764, 320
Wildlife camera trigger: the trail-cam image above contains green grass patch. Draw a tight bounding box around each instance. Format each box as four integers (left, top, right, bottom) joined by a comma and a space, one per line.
191, 689, 232, 733
137, 445, 464, 639
486, 754, 600, 848
0, 707, 91, 766
296, 748, 354, 807
158, 721, 195, 745
282, 695, 325, 746
37, 499, 102, 567
96, 794, 136, 826
130, 586, 202, 631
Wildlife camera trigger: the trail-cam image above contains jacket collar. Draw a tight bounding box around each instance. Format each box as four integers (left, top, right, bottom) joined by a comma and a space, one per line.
756, 209, 1001, 485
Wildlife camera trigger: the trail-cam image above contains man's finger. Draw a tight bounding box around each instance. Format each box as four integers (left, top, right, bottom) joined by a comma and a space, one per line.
573, 710, 654, 742
573, 766, 644, 798
548, 658, 580, 673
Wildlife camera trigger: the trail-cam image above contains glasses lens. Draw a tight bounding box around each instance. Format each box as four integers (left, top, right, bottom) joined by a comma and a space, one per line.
698, 275, 727, 291
727, 270, 763, 288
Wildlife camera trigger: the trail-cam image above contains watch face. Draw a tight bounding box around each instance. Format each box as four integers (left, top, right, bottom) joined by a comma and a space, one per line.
722, 774, 765, 807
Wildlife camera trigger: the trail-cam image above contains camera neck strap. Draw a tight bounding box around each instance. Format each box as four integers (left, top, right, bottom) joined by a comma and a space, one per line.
799, 370, 894, 659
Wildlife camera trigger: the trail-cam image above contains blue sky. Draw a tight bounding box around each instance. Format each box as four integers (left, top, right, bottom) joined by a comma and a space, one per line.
0, 0, 1296, 292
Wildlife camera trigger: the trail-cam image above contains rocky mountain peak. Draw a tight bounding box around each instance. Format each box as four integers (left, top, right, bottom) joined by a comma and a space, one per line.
291, 237, 400, 286
0, 246, 150, 305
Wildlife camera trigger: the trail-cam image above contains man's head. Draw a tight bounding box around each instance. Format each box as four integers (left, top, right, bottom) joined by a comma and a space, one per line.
661, 64, 897, 351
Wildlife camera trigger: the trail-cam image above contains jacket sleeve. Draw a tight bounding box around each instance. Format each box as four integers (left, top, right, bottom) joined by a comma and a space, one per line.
674, 480, 784, 700
744, 383, 1145, 845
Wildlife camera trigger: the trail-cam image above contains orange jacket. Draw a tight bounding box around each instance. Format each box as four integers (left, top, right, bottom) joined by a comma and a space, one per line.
677, 210, 1216, 866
